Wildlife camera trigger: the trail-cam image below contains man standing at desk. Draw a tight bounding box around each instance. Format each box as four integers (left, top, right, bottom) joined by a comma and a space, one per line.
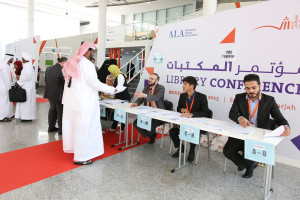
223, 74, 291, 178
131, 73, 165, 144
169, 76, 211, 162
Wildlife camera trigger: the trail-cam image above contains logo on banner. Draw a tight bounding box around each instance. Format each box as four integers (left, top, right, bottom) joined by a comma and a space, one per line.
253, 15, 300, 31
168, 29, 198, 38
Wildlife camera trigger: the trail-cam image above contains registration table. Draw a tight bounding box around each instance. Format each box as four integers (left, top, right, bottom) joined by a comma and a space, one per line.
99, 100, 284, 200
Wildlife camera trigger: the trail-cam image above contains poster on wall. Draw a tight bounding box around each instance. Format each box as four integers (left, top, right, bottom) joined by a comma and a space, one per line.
137, 0, 300, 165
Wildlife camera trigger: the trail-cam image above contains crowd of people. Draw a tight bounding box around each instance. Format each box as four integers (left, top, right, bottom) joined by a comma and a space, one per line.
0, 42, 291, 178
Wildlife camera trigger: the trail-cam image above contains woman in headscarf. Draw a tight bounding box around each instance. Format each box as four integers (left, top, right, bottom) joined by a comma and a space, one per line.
108, 64, 131, 132
14, 60, 23, 80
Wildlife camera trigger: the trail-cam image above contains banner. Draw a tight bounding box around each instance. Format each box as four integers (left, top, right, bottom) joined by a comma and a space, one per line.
138, 0, 300, 165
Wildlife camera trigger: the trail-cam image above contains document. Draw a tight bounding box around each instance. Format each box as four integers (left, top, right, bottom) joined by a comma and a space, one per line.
100, 99, 128, 105
230, 125, 254, 135
264, 125, 284, 137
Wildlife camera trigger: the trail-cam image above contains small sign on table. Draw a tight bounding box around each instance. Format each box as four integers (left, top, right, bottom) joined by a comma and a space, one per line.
245, 139, 275, 165
114, 108, 126, 124
179, 124, 200, 145
137, 114, 152, 131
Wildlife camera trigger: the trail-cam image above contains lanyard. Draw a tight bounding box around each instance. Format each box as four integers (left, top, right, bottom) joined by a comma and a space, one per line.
186, 95, 195, 113
247, 93, 261, 123
148, 86, 155, 106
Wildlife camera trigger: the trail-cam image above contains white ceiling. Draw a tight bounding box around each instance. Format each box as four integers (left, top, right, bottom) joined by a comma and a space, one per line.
0, 0, 196, 20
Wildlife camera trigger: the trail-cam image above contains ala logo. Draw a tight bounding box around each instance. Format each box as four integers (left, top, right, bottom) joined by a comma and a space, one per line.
253, 15, 300, 31
168, 28, 198, 38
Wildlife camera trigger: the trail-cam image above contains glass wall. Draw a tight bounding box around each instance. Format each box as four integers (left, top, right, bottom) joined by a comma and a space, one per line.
133, 3, 194, 29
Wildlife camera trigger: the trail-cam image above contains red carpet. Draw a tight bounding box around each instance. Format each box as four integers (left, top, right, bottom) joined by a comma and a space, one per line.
12, 98, 49, 105
0, 125, 162, 194
36, 97, 49, 103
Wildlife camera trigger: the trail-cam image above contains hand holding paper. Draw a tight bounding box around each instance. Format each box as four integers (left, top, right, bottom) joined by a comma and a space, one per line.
115, 85, 126, 94
280, 126, 291, 137
264, 125, 285, 137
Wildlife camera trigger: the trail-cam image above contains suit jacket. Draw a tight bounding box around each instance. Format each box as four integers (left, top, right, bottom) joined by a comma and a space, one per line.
135, 84, 165, 109
44, 63, 65, 102
177, 92, 211, 118
229, 93, 289, 129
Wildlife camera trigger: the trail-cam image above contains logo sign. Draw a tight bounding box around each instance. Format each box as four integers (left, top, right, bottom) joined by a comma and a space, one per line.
100, 104, 106, 117
253, 15, 300, 31
245, 139, 275, 165
114, 108, 126, 123
179, 124, 200, 145
154, 53, 163, 64
221, 49, 236, 60
168, 29, 198, 38
137, 114, 152, 131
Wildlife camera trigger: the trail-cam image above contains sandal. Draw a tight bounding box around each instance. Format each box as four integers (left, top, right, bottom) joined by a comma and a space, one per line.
0, 118, 12, 122
74, 160, 93, 165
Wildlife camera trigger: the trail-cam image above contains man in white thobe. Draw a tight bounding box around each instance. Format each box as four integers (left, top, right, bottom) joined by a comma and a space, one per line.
62, 42, 117, 165
0, 54, 14, 122
15, 52, 36, 121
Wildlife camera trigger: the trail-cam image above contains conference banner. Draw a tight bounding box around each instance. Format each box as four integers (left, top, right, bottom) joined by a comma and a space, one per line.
137, 0, 300, 166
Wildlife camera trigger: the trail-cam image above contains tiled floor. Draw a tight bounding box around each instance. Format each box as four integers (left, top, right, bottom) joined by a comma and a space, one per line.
0, 87, 299, 200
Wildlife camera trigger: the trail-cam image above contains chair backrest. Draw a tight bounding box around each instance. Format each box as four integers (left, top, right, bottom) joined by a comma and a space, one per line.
269, 118, 278, 131
163, 100, 173, 111
208, 109, 213, 119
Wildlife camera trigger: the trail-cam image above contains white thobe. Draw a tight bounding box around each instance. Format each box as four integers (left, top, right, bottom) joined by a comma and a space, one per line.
62, 57, 115, 161
15, 62, 36, 120
0, 62, 13, 120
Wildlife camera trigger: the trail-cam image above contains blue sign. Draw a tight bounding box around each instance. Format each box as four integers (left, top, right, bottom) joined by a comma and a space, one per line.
179, 124, 200, 145
114, 108, 126, 124
137, 114, 152, 131
245, 139, 275, 165
100, 104, 106, 117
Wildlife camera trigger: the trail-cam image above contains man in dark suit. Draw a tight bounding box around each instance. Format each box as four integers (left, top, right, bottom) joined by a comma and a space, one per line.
169, 76, 211, 162
131, 73, 165, 144
223, 74, 291, 178
44, 57, 68, 135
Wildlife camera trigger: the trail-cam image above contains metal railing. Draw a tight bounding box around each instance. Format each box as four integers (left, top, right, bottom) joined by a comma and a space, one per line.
119, 48, 145, 83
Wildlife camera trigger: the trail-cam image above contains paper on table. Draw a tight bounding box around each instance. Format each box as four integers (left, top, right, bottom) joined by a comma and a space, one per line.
204, 121, 233, 130
115, 85, 126, 93
100, 99, 128, 104
264, 125, 284, 137
230, 125, 254, 135
185, 118, 209, 123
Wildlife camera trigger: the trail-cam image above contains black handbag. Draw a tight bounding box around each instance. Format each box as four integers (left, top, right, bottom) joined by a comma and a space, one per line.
9, 86, 27, 102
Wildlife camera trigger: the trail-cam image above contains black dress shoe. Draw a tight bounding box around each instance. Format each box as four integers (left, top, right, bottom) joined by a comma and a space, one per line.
148, 133, 157, 144
48, 127, 59, 132
172, 145, 185, 158
188, 148, 195, 162
21, 120, 32, 122
238, 166, 246, 171
242, 162, 258, 178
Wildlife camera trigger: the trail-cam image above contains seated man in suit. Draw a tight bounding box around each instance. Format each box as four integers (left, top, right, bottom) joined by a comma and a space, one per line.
131, 73, 165, 144
223, 74, 291, 178
169, 76, 211, 162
